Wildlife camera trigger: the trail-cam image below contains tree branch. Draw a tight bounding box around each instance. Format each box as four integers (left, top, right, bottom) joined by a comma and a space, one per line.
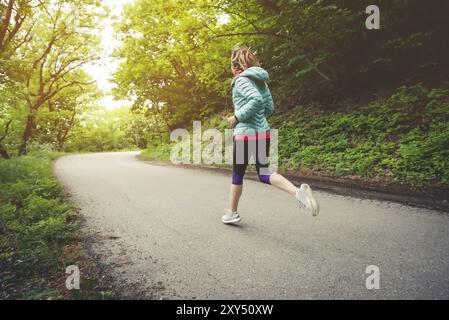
0, 119, 12, 142
0, 0, 15, 51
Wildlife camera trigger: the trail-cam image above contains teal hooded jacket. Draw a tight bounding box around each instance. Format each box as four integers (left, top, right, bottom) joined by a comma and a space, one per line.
231, 67, 275, 136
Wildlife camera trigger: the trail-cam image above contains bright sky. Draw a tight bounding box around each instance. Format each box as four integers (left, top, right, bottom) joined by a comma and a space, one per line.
84, 0, 134, 110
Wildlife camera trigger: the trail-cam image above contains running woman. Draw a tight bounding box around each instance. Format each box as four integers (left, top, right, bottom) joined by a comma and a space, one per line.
222, 45, 320, 224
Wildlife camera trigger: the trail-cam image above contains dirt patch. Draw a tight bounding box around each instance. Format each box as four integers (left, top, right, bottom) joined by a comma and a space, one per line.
59, 217, 159, 300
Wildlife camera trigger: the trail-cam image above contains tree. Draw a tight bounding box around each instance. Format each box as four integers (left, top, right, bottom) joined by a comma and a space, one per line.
34, 78, 99, 150
0, 0, 43, 158
16, 0, 103, 155
114, 0, 236, 139
115, 0, 449, 140
0, 0, 40, 58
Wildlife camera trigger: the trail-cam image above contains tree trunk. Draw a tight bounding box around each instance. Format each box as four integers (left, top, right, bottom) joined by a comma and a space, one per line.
56, 140, 64, 151
0, 119, 12, 159
0, 143, 10, 159
18, 113, 35, 156
0, 0, 15, 52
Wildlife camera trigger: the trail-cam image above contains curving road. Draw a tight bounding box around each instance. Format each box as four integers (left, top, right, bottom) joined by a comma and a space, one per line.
54, 151, 449, 299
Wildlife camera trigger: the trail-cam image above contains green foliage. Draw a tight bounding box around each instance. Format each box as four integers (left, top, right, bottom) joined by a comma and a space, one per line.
1, 0, 105, 157
140, 143, 173, 162
0, 152, 77, 299
114, 0, 236, 130
65, 107, 144, 152
2, 0, 448, 190
115, 0, 449, 129
143, 85, 449, 188
68, 279, 116, 300
143, 84, 449, 187
270, 85, 449, 186
116, 1, 449, 189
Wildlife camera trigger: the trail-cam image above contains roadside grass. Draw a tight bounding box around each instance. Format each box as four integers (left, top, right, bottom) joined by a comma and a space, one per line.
271, 85, 449, 187
140, 144, 172, 162
0, 150, 116, 299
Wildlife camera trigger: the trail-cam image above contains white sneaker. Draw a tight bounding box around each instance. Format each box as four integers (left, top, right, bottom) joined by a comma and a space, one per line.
222, 210, 242, 224
296, 184, 320, 216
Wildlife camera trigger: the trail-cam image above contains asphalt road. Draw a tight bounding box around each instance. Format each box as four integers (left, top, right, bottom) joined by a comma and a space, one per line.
54, 151, 449, 299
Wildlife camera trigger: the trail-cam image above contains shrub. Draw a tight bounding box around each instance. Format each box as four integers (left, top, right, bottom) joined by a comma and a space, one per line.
270, 84, 449, 187
0, 152, 77, 299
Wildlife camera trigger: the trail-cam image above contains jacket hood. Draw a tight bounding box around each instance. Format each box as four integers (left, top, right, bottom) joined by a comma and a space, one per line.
232, 67, 269, 86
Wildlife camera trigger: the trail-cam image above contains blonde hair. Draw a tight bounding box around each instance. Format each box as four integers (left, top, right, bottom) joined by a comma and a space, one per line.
231, 45, 260, 72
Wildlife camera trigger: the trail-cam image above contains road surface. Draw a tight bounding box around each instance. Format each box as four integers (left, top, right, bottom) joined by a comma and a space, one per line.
54, 152, 449, 299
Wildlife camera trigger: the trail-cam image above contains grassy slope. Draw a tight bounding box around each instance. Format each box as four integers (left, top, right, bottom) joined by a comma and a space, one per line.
142, 85, 449, 189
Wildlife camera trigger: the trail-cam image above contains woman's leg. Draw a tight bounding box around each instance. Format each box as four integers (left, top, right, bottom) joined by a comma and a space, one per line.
269, 173, 297, 197
227, 138, 248, 213
256, 137, 320, 216
256, 137, 297, 197
228, 184, 243, 213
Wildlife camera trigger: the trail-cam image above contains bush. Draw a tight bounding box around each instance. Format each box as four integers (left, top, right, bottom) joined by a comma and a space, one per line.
0, 152, 77, 298
140, 143, 173, 161
270, 84, 449, 187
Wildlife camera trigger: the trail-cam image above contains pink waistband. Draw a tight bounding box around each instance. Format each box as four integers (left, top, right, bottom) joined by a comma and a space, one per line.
234, 132, 271, 140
